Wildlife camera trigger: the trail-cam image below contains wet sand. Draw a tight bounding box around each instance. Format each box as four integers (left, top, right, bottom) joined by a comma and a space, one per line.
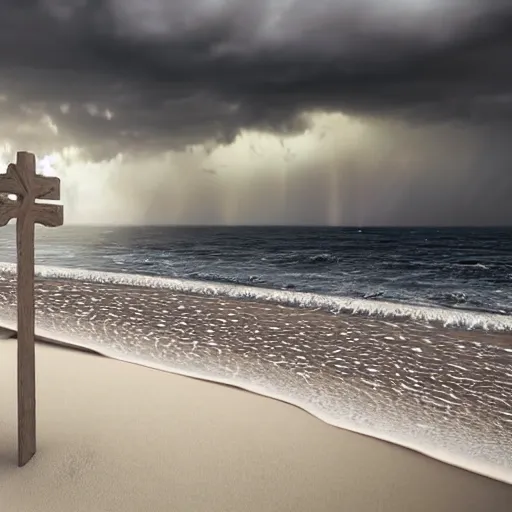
0, 274, 512, 481
1, 339, 511, 512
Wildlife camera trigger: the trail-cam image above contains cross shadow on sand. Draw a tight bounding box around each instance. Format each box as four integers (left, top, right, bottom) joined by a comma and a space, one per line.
0, 445, 17, 471
0, 327, 16, 340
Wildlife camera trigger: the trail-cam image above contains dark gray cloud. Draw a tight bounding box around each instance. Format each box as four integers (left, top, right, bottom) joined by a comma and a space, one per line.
0, 1, 511, 226
0, 0, 511, 157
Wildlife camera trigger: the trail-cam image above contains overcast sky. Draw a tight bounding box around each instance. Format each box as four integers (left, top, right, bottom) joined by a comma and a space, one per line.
0, 0, 511, 225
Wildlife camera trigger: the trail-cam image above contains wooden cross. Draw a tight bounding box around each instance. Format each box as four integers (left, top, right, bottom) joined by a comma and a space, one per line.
0, 151, 63, 467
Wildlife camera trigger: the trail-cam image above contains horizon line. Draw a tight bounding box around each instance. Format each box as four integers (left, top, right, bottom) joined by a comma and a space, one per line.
24, 223, 512, 229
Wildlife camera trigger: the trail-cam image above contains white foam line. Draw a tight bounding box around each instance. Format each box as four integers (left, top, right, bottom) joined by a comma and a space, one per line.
1, 262, 512, 332
0, 318, 510, 486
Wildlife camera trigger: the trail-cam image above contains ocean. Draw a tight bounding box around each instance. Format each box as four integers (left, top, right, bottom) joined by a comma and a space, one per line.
1, 225, 512, 314
0, 226, 511, 483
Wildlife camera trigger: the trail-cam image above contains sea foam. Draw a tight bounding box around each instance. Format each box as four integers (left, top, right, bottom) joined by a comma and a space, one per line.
1, 262, 512, 332
0, 262, 511, 485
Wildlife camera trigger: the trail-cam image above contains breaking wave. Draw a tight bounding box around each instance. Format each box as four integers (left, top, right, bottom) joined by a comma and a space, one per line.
1, 262, 512, 332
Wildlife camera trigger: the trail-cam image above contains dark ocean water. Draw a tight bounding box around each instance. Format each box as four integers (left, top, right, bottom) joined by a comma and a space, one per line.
0, 225, 511, 314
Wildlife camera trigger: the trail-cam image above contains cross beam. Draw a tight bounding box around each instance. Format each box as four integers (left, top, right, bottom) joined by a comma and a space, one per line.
0, 151, 63, 467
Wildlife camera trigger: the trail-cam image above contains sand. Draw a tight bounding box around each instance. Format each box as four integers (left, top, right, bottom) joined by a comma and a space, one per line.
0, 339, 511, 512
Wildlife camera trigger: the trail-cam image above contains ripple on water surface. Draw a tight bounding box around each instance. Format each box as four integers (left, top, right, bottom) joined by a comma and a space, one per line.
0, 267, 511, 484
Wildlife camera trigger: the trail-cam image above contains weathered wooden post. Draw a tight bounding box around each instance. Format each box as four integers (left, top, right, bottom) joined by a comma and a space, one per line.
0, 151, 63, 467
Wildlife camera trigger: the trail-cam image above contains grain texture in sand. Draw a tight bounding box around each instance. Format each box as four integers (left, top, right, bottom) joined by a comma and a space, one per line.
0, 340, 511, 512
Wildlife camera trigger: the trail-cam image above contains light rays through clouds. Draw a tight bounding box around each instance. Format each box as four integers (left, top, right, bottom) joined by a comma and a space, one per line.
0, 113, 485, 226
0, 0, 511, 225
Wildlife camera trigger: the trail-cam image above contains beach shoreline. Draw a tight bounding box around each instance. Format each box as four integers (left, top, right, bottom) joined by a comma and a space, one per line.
3, 263, 512, 332
1, 328, 512, 486
1, 339, 511, 512
1, 274, 512, 484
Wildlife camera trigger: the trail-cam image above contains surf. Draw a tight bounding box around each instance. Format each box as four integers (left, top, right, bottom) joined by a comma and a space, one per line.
0, 263, 511, 485
1, 262, 512, 332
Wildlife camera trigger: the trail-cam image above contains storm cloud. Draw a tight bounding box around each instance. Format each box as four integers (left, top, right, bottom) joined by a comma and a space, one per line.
0, 0, 511, 225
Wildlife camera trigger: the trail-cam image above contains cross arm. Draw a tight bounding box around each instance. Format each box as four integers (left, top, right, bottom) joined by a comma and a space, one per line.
0, 164, 60, 201
34, 175, 60, 201
0, 199, 18, 226
32, 203, 63, 227
0, 200, 63, 227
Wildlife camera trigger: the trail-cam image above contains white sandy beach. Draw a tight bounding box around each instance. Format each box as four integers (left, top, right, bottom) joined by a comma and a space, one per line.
1, 339, 511, 512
